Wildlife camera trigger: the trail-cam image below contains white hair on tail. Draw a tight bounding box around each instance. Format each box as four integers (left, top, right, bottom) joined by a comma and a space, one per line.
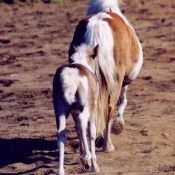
61, 67, 89, 106
60, 67, 79, 105
83, 12, 117, 135
84, 13, 116, 90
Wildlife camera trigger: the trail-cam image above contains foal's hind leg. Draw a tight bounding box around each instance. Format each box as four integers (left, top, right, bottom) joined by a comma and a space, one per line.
56, 113, 68, 175
72, 114, 84, 156
112, 85, 128, 135
54, 99, 70, 175
77, 109, 92, 171
103, 105, 115, 152
88, 113, 99, 172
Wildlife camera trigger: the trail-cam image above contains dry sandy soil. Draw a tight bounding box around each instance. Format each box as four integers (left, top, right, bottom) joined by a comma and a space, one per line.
0, 0, 175, 174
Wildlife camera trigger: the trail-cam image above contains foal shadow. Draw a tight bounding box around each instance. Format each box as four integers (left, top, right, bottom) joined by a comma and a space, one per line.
0, 138, 58, 174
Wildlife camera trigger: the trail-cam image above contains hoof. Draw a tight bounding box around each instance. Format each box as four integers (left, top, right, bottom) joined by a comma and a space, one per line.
56, 170, 65, 175
103, 144, 115, 152
81, 159, 91, 171
92, 165, 100, 172
111, 120, 124, 135
95, 136, 104, 148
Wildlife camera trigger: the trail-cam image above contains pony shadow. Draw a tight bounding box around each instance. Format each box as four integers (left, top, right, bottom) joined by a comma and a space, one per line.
0, 138, 58, 174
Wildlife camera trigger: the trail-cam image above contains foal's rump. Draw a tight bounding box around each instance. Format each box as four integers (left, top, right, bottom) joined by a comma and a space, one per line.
53, 63, 98, 114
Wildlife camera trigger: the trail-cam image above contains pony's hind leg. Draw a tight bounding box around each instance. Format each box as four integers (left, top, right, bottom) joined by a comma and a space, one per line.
103, 105, 115, 152
112, 85, 128, 135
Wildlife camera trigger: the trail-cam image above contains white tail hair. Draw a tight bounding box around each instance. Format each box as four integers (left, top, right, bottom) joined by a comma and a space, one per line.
84, 13, 115, 82
83, 13, 118, 136
60, 67, 79, 105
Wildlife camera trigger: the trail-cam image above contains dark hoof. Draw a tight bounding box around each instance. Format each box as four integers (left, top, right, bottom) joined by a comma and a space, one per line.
81, 159, 91, 171
111, 120, 123, 135
95, 136, 104, 148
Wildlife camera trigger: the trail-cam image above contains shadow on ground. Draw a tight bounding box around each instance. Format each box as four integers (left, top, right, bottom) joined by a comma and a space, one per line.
0, 138, 58, 175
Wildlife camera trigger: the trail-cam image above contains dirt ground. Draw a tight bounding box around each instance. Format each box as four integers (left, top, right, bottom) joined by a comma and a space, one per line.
0, 0, 175, 174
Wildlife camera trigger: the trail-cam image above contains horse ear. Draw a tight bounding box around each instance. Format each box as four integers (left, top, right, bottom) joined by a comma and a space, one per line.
92, 44, 99, 59
73, 45, 78, 52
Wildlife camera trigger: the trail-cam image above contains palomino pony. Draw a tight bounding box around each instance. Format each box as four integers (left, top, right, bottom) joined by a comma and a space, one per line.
53, 44, 100, 175
69, 0, 143, 152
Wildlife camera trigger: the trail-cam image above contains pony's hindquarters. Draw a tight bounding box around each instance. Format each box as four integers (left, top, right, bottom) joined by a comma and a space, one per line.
108, 13, 143, 136
68, 9, 143, 151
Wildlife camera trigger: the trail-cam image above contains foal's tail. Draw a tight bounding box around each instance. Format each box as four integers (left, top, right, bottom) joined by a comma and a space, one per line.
87, 0, 123, 15
60, 67, 79, 105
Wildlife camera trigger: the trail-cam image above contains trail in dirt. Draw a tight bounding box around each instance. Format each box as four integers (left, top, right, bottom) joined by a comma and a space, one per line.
0, 0, 175, 174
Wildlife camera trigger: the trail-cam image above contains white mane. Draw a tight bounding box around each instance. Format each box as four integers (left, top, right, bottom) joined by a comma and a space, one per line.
70, 44, 94, 72
87, 0, 129, 26
87, 0, 120, 14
